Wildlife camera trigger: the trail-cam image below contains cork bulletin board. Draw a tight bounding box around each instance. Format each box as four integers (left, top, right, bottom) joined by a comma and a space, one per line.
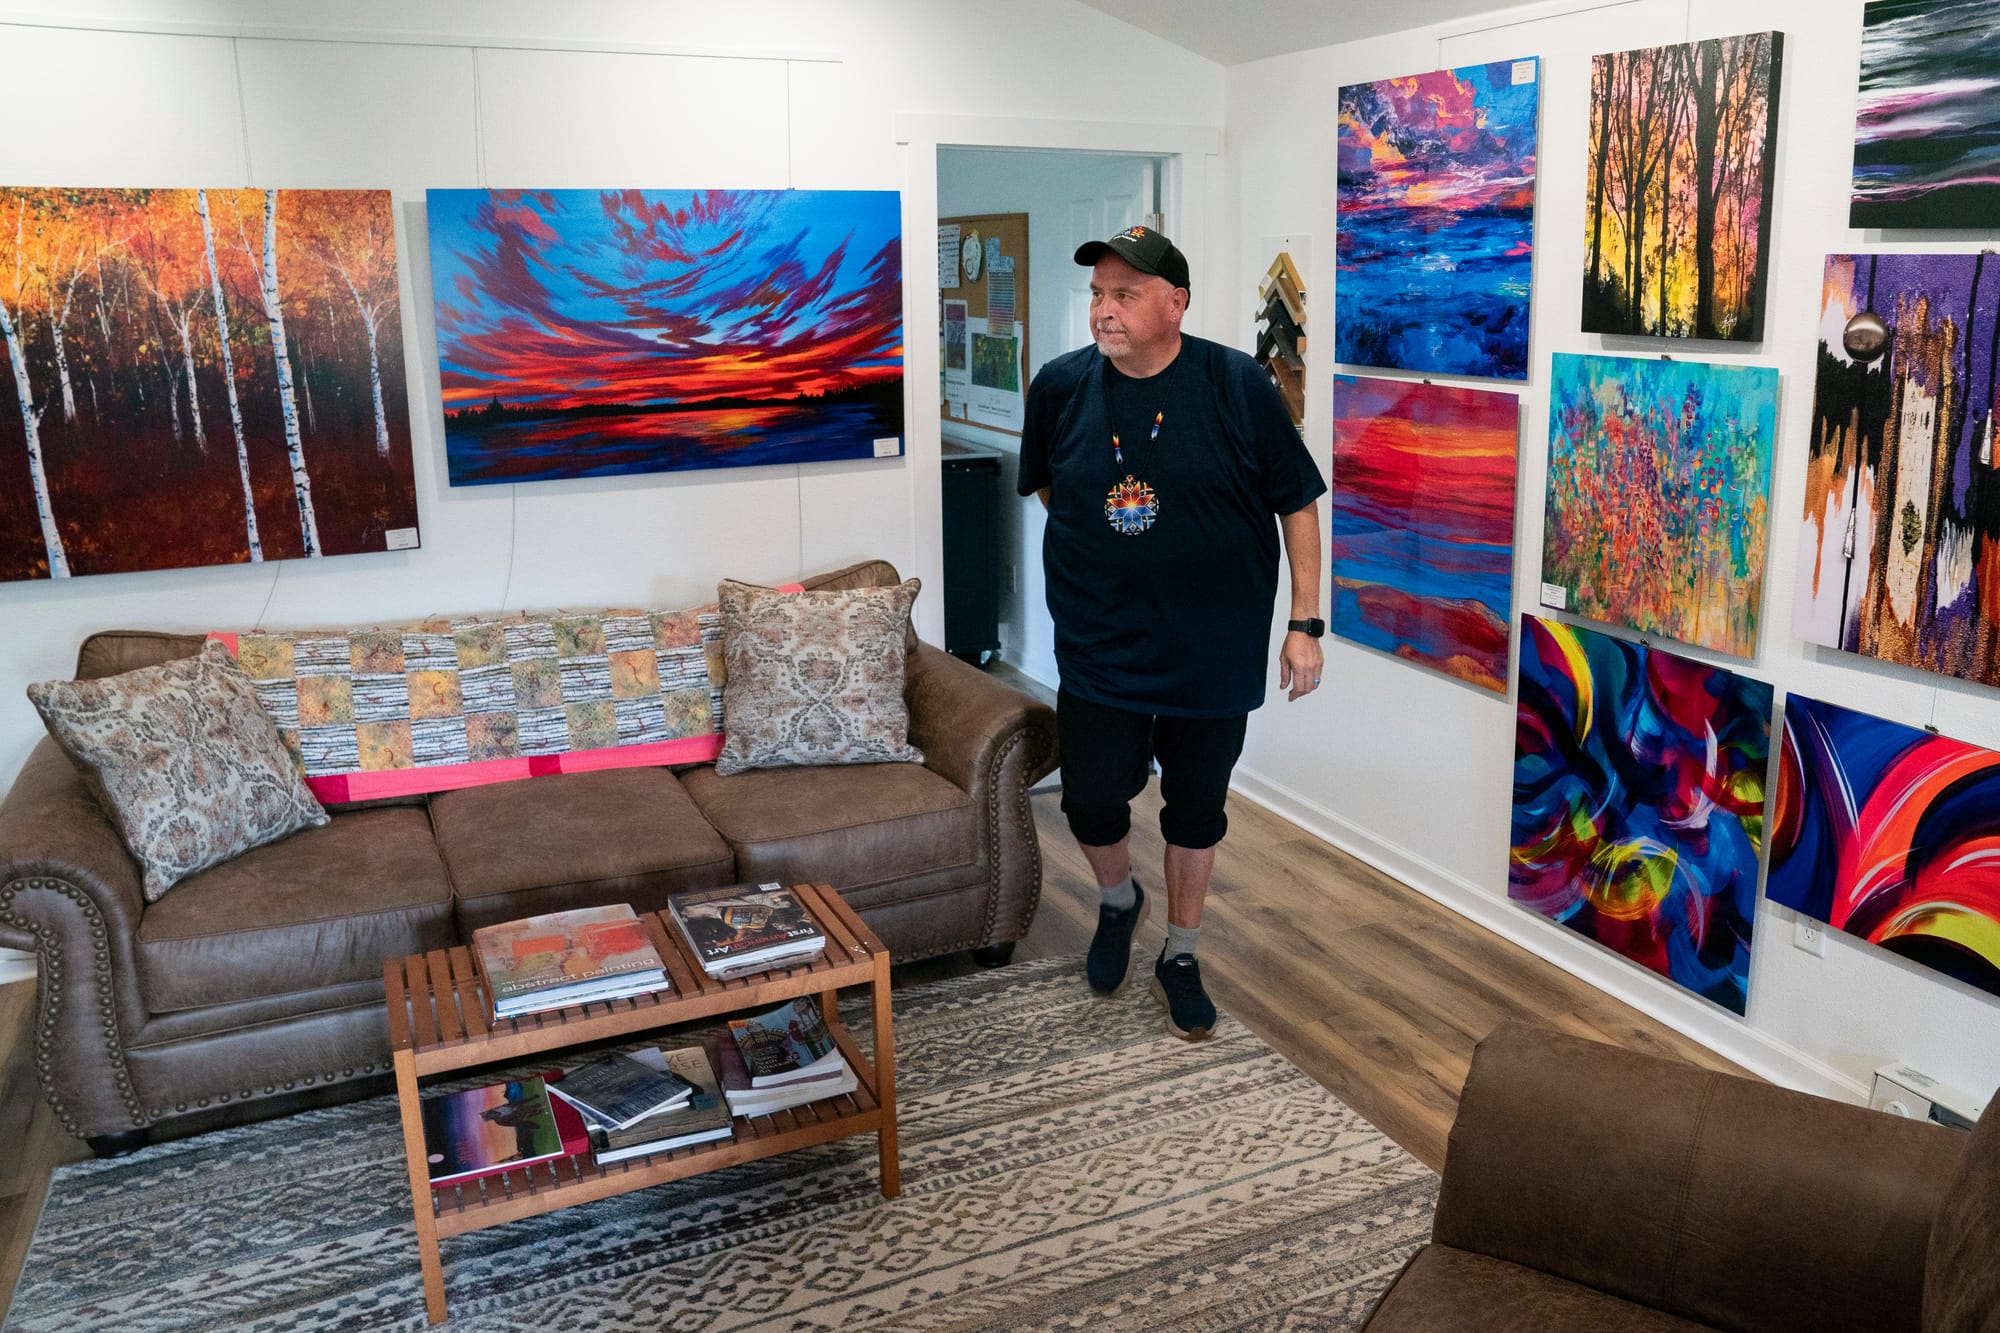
938, 211, 1029, 436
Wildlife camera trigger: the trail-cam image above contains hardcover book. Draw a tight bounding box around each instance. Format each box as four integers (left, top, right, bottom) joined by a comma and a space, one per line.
548, 1051, 696, 1129
667, 883, 826, 974
728, 995, 842, 1087
590, 1045, 732, 1163
420, 1075, 587, 1187
709, 1031, 856, 1117
471, 903, 668, 1016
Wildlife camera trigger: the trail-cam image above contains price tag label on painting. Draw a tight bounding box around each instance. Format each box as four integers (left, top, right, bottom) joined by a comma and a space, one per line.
873, 438, 901, 458
384, 528, 420, 551
1512, 59, 1536, 85
1540, 581, 1567, 611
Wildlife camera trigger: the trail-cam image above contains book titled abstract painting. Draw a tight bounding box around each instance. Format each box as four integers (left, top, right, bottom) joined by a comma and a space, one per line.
1511, 615, 1772, 1014
1542, 353, 1778, 658
427, 188, 904, 486
1582, 32, 1783, 339
1335, 58, 1539, 381
1851, 1, 2000, 228
1771, 694, 2000, 1000
1796, 253, 2000, 686
0, 187, 418, 582
1330, 375, 1518, 693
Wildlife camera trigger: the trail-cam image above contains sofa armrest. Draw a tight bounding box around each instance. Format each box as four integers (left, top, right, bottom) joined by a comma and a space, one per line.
0, 736, 153, 1139
1434, 1023, 1966, 1333
904, 644, 1058, 947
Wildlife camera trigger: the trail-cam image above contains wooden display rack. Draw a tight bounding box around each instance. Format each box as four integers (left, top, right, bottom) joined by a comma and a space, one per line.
383, 883, 897, 1324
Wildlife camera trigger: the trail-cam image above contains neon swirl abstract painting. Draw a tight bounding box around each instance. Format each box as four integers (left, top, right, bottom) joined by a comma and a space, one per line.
1542, 353, 1777, 658
1771, 695, 2000, 1000
1511, 614, 1772, 1014
1796, 253, 2000, 687
1330, 375, 1518, 693
427, 189, 903, 485
1335, 58, 1539, 381
1851, 1, 2000, 229
1581, 32, 1783, 339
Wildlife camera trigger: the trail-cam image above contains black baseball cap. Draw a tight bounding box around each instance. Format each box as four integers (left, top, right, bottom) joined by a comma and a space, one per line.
1074, 225, 1191, 295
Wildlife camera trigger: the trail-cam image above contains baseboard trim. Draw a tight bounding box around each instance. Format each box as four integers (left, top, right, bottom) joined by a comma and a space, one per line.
0, 948, 34, 987
1229, 764, 1867, 1102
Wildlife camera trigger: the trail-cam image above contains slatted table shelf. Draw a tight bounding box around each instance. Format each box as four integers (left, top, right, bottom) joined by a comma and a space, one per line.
384, 882, 898, 1325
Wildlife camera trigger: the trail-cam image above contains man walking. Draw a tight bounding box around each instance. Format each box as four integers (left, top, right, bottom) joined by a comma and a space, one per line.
1018, 225, 1326, 1040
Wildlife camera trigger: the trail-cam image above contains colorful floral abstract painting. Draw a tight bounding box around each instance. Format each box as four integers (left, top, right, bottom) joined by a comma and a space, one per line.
1851, 1, 2000, 228
1582, 32, 1783, 339
1542, 353, 1777, 658
1796, 253, 2000, 687
427, 189, 903, 486
1329, 375, 1518, 693
1771, 694, 2000, 1000
1511, 614, 1772, 1014
1335, 58, 1539, 381
0, 187, 417, 582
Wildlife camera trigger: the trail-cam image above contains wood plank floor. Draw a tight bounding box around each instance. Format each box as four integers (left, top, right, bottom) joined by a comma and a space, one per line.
0, 761, 1747, 1317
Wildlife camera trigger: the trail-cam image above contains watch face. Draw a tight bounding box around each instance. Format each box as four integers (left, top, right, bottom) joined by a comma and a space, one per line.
961, 230, 983, 282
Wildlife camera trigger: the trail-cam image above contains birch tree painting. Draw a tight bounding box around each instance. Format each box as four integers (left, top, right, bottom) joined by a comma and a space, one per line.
0, 187, 417, 582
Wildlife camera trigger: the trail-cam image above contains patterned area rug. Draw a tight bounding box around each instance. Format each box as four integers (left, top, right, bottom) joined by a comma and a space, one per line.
9, 957, 1437, 1331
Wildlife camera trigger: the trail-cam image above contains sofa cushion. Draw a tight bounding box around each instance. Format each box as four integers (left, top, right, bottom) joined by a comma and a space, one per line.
1362, 1246, 1718, 1332
1925, 1099, 2000, 1333
30, 642, 329, 902
136, 805, 454, 1013
679, 761, 974, 891
432, 766, 734, 932
714, 578, 923, 776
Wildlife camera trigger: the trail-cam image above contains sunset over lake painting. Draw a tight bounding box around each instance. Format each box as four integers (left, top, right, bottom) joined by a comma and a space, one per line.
426, 188, 904, 485
1330, 375, 1518, 693
1335, 58, 1540, 381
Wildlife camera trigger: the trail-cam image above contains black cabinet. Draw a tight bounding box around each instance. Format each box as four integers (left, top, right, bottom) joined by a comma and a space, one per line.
941, 440, 1002, 663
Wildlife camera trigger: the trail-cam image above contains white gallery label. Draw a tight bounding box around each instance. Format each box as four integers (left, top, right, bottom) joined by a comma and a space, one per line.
873, 437, 901, 457
384, 528, 420, 551
1512, 59, 1537, 85
1540, 581, 1567, 611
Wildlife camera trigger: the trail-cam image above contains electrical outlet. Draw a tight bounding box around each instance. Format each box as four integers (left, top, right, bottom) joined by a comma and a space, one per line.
1794, 917, 1827, 958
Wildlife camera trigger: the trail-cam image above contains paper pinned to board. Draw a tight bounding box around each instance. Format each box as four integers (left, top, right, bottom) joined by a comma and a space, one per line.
986, 257, 1016, 336
938, 223, 961, 290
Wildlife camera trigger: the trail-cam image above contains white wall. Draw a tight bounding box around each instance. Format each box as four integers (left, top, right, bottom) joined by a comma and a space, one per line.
938, 148, 1157, 684
0, 0, 1224, 787
1226, 0, 2000, 1104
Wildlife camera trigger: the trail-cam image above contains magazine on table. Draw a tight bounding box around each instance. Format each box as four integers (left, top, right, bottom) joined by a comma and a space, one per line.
548, 1051, 697, 1130
667, 882, 826, 975
471, 903, 669, 1017
728, 995, 844, 1088
420, 1075, 589, 1188
589, 1045, 733, 1163
708, 1030, 857, 1117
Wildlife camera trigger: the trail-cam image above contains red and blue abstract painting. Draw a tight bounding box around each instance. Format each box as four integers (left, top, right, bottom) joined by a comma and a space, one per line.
1510, 614, 1772, 1014
426, 189, 903, 486
1771, 695, 2000, 1000
1335, 58, 1539, 381
1329, 375, 1518, 693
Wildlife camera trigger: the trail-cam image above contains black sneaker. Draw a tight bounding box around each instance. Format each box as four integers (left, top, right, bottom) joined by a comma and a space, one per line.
1085, 882, 1150, 995
1151, 947, 1216, 1041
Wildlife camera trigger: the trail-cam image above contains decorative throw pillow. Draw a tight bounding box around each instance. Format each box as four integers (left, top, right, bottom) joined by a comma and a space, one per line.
27, 641, 329, 902
208, 602, 735, 803
713, 577, 924, 777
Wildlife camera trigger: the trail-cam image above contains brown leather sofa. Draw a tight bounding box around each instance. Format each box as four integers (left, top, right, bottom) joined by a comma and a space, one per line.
0, 560, 1057, 1154
1365, 1022, 1999, 1332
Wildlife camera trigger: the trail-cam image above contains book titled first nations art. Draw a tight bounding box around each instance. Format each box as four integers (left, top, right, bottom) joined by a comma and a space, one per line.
667, 883, 827, 976
471, 903, 669, 1018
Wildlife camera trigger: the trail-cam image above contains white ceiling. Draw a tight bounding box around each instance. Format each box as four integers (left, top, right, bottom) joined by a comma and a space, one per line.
1073, 0, 1517, 66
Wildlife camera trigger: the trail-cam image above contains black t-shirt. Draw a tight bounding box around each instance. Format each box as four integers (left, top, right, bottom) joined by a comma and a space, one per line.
1017, 335, 1325, 717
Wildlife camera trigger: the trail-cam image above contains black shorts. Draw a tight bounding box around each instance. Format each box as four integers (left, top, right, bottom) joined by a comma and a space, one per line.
1056, 687, 1248, 851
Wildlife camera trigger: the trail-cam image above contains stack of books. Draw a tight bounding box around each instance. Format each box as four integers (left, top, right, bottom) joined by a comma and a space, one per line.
667, 883, 827, 979
715, 995, 857, 1117
576, 1046, 733, 1163
419, 1075, 591, 1188
548, 1051, 698, 1130
471, 903, 670, 1018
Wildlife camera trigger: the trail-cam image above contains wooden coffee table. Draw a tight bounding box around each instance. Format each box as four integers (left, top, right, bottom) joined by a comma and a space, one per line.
382, 882, 897, 1325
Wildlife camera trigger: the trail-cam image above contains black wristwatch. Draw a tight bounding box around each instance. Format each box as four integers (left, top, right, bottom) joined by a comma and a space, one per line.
1287, 618, 1325, 638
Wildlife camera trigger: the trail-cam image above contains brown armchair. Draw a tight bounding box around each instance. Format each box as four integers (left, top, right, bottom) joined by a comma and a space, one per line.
1364, 1022, 1999, 1332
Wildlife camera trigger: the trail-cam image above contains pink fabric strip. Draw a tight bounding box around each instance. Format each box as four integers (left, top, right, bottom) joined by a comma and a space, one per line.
304, 733, 725, 802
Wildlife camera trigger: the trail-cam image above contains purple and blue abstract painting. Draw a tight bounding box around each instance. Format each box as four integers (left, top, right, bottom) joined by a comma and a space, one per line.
1336, 58, 1540, 381
1851, 0, 2000, 228
1511, 614, 1772, 1014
